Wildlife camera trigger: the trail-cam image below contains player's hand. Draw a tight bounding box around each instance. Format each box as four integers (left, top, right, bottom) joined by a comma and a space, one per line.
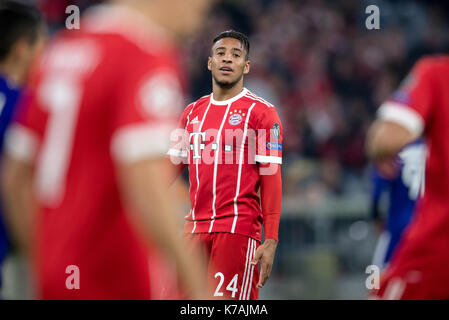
250, 239, 278, 288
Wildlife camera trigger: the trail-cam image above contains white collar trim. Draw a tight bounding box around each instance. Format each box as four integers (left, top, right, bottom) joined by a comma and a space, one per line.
210, 87, 248, 105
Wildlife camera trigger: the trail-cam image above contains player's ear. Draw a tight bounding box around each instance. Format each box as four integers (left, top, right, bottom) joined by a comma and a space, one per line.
243, 60, 250, 75
207, 57, 212, 71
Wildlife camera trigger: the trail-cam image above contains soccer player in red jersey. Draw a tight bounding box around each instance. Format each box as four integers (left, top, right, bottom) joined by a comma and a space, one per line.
1, 0, 212, 299
168, 30, 283, 300
367, 55, 449, 299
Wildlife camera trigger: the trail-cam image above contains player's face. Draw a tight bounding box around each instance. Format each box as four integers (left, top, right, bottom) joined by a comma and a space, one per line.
208, 38, 250, 88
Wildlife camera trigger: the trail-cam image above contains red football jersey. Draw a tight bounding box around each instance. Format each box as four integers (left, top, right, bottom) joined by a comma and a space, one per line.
376, 55, 449, 298
168, 88, 283, 241
5, 5, 183, 299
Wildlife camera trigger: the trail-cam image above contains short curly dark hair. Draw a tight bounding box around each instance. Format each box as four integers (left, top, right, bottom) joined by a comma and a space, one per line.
212, 30, 250, 60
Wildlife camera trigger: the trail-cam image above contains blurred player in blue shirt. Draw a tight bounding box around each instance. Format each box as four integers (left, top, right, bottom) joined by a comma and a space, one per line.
0, 1, 45, 291
370, 138, 426, 270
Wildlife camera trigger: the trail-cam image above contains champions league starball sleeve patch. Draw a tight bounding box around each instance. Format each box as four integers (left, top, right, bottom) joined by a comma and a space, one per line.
266, 123, 282, 150
271, 123, 280, 141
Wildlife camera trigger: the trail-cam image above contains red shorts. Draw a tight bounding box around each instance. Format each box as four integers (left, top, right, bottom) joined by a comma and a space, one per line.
185, 232, 260, 300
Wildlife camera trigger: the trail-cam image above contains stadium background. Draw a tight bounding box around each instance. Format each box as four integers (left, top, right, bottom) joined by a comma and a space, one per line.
2, 0, 448, 299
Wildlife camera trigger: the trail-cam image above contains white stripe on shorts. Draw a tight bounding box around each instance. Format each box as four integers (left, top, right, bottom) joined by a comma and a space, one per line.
239, 238, 253, 300
246, 240, 257, 300
241, 239, 256, 300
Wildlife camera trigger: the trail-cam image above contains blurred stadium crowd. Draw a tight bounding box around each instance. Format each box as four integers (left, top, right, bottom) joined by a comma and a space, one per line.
3, 0, 448, 299
183, 0, 448, 208
37, 0, 449, 204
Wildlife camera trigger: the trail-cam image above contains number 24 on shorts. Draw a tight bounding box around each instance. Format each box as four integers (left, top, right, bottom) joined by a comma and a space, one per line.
214, 273, 239, 298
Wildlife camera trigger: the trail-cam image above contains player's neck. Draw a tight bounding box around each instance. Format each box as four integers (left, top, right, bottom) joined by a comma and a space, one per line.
212, 82, 244, 102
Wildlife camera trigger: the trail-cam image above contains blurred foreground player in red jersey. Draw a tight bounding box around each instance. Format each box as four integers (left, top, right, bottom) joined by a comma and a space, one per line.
367, 55, 449, 299
168, 30, 283, 300
0, 0, 213, 299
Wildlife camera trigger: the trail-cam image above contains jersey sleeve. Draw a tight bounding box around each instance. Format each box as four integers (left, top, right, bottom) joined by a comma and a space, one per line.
377, 58, 436, 136
260, 163, 282, 241
254, 106, 283, 165
166, 103, 193, 163
110, 56, 184, 164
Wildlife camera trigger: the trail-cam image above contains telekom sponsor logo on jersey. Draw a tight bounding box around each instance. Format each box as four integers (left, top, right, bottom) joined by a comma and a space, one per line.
169, 128, 281, 165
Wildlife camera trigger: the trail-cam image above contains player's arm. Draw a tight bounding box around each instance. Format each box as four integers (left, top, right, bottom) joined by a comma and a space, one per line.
164, 157, 187, 185
0, 124, 40, 258
250, 106, 283, 289
112, 58, 208, 297
118, 157, 209, 299
366, 120, 417, 161
1, 155, 34, 257
251, 162, 282, 289
367, 58, 434, 164
165, 104, 192, 185
112, 70, 207, 298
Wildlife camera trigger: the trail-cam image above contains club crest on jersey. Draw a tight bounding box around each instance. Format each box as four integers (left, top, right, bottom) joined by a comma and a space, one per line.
228, 113, 242, 125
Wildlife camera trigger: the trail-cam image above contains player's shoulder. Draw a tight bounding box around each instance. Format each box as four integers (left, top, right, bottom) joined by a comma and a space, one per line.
242, 88, 275, 109
242, 88, 278, 119
185, 94, 212, 111
414, 54, 449, 75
